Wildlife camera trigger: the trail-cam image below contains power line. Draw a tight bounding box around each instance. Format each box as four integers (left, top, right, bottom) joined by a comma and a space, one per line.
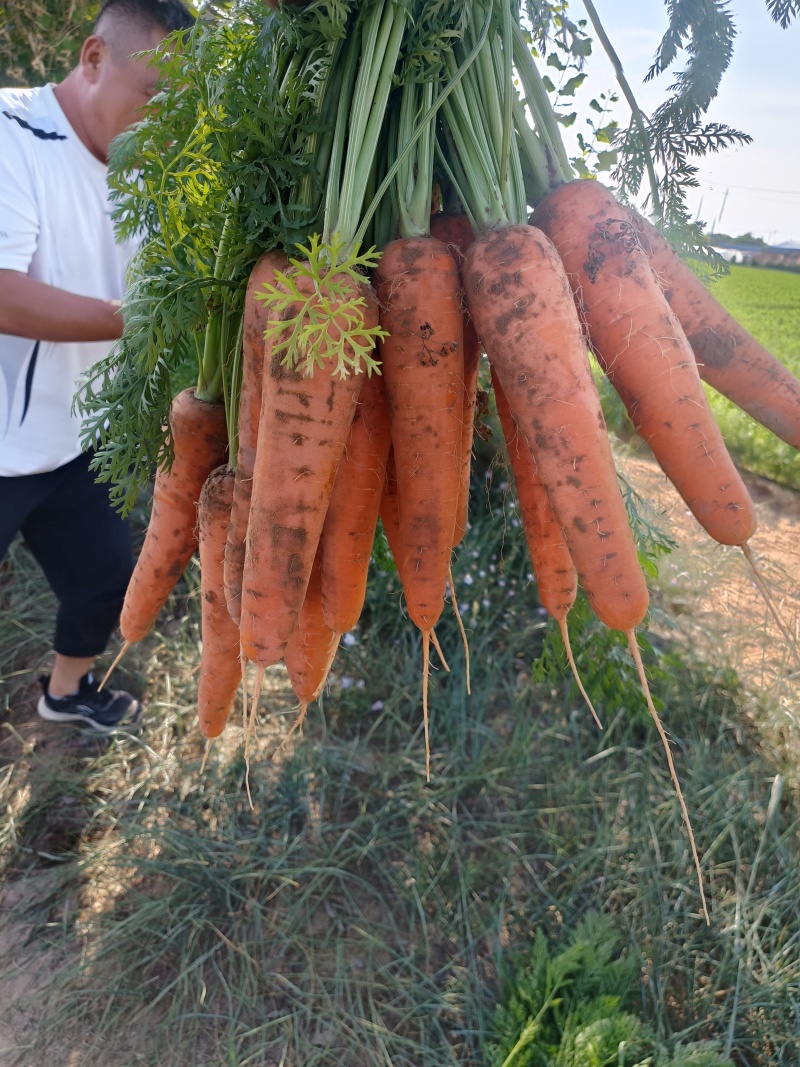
698, 180, 800, 196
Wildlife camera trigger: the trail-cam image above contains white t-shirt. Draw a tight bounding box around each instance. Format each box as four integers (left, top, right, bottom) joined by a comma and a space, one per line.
0, 84, 139, 476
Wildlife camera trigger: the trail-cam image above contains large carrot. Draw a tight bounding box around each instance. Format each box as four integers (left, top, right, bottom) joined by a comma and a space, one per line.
430, 211, 481, 548
373, 235, 465, 779
320, 369, 393, 635
225, 250, 289, 624
372, 235, 464, 632
492, 367, 600, 727
532, 180, 757, 549
239, 272, 375, 669
464, 224, 649, 633
121, 387, 228, 643
623, 206, 800, 449
197, 465, 241, 739
491, 368, 576, 623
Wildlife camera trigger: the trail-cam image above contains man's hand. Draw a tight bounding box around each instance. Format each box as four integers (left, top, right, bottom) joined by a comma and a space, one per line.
0, 270, 124, 343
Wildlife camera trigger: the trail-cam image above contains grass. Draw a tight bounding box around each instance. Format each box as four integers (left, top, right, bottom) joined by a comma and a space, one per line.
705, 267, 800, 487
2, 454, 800, 1066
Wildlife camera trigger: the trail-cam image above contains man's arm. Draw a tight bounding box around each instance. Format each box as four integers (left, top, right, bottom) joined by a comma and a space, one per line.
0, 269, 123, 343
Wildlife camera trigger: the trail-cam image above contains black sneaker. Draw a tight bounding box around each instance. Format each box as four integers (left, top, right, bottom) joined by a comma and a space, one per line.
37, 672, 141, 733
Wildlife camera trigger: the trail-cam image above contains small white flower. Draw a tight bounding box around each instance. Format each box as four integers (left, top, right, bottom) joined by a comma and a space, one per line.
371, 700, 384, 711
343, 632, 358, 646
340, 676, 355, 689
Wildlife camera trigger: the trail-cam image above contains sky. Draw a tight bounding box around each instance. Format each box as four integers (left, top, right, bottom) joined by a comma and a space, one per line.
554, 1, 800, 245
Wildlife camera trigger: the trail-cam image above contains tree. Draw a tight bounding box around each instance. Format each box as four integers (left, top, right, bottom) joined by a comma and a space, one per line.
0, 0, 98, 87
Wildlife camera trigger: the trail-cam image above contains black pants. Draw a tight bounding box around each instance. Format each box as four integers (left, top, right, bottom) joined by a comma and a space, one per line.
0, 452, 133, 658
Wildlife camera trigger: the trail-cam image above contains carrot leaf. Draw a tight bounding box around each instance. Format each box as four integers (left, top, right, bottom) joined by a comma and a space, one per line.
257, 233, 386, 378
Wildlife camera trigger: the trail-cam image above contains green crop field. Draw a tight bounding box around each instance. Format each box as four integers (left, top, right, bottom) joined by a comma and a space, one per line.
702, 265, 800, 487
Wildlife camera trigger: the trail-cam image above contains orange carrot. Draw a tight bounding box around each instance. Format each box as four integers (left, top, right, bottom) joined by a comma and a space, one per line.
285, 546, 340, 723
532, 180, 757, 549
225, 249, 289, 624
378, 449, 407, 581
491, 367, 577, 622
197, 465, 241, 739
464, 223, 649, 633
492, 367, 600, 727
239, 272, 375, 668
430, 211, 481, 547
623, 206, 800, 449
320, 369, 393, 635
120, 387, 228, 643
372, 235, 464, 632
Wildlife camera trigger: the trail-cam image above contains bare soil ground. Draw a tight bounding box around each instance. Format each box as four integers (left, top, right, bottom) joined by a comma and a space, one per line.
617, 444, 800, 715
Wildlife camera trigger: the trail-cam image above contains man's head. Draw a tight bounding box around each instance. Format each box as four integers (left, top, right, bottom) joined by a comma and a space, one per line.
55, 0, 195, 162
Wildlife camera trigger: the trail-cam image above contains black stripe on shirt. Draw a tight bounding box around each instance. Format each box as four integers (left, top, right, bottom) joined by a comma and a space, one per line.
2, 110, 67, 141
20, 341, 40, 426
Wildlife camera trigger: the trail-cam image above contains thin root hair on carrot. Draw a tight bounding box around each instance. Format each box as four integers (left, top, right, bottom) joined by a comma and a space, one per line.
448, 562, 471, 695
626, 628, 710, 926
422, 629, 432, 783
245, 665, 265, 811
240, 648, 249, 735
430, 629, 451, 673
199, 738, 213, 777
275, 702, 310, 758
740, 541, 800, 670
99, 640, 131, 692
558, 617, 602, 729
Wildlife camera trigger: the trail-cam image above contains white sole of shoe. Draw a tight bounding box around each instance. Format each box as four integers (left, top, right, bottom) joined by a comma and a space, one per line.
36, 696, 118, 733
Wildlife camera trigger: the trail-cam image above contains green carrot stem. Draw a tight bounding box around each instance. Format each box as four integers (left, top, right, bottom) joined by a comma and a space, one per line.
196, 213, 236, 404
499, 0, 513, 195
397, 78, 437, 238
580, 0, 662, 214
487, 31, 526, 224
512, 94, 551, 205
511, 20, 573, 187
295, 37, 345, 226
434, 134, 478, 233
323, 27, 362, 244
226, 312, 243, 468
335, 0, 408, 250
353, 4, 493, 247
440, 41, 507, 229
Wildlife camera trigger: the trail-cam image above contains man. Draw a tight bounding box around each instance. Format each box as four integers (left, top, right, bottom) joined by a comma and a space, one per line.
0, 0, 196, 732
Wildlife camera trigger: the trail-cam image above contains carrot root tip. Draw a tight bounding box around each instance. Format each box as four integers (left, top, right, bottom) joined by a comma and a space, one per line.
99, 640, 131, 692
448, 563, 471, 695
626, 628, 709, 926
740, 541, 800, 669
422, 629, 432, 783
558, 618, 602, 730
430, 629, 450, 673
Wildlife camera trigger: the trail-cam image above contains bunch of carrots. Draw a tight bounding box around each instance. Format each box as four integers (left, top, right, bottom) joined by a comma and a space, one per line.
99, 0, 800, 920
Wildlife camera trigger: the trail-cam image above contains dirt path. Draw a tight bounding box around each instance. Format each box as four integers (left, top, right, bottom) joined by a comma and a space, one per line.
616, 443, 800, 716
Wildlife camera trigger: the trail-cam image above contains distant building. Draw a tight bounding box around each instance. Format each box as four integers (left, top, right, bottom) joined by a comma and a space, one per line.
711, 242, 800, 270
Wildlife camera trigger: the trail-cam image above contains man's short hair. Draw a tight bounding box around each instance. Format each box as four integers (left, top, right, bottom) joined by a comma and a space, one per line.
94, 0, 196, 38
